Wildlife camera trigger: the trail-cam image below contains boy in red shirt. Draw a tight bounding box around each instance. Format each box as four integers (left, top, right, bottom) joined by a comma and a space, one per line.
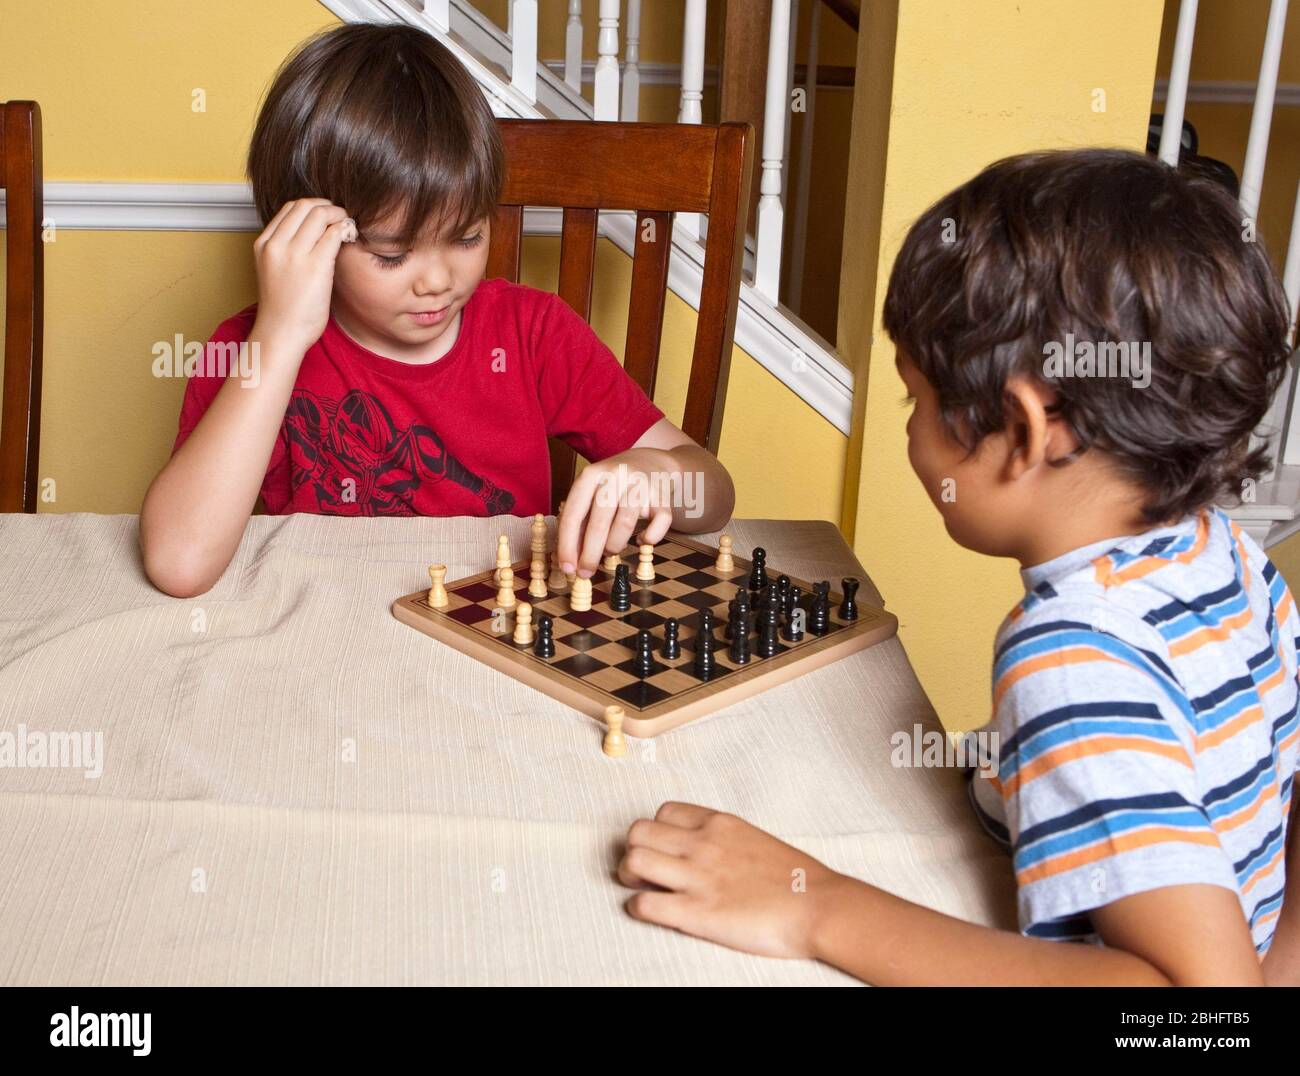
141, 23, 734, 598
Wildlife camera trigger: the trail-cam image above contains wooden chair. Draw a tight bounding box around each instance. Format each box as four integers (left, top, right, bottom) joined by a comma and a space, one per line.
487, 119, 753, 513
0, 100, 44, 513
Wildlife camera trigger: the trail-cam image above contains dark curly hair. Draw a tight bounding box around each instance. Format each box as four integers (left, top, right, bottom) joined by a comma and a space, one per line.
247, 23, 503, 248
882, 148, 1293, 523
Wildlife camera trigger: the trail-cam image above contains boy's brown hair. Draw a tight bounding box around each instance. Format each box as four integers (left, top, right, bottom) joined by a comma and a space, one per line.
883, 148, 1293, 523
248, 23, 503, 248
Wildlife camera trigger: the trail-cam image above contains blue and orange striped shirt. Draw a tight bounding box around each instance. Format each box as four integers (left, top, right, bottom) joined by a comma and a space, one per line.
970, 509, 1299, 952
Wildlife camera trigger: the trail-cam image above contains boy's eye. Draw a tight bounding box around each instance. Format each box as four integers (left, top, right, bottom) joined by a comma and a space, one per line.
457, 231, 484, 249
372, 252, 409, 269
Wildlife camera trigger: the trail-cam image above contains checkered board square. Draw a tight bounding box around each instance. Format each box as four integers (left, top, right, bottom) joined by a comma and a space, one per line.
392, 532, 898, 737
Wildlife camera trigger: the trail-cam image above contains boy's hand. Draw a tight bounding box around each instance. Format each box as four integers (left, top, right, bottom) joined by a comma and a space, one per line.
618, 802, 844, 960
252, 198, 355, 352
556, 447, 678, 577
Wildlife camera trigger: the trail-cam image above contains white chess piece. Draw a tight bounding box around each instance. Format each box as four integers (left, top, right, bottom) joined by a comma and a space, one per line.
636, 544, 655, 582
513, 602, 534, 645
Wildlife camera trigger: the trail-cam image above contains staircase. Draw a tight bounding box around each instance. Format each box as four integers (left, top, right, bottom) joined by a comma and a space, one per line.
316, 0, 856, 439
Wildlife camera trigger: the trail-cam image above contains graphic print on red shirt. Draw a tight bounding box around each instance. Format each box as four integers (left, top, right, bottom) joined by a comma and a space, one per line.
172, 278, 666, 517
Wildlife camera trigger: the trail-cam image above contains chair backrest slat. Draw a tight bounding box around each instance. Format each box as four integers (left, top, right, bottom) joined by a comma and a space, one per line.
491, 119, 752, 513
622, 210, 673, 397
0, 100, 44, 514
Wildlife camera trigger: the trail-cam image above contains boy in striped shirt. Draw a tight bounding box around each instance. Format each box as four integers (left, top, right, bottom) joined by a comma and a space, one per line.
617, 149, 1300, 985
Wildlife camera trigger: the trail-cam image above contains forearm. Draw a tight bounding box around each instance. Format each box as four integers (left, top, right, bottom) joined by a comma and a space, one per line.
140, 325, 303, 597
657, 443, 735, 534
811, 874, 1175, 986
1262, 798, 1300, 985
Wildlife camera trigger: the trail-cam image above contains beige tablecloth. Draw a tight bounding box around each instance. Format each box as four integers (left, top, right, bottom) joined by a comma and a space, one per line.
0, 512, 1015, 985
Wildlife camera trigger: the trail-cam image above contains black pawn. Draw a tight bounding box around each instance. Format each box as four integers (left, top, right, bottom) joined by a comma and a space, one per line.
726, 587, 750, 640
632, 629, 655, 677
696, 607, 716, 649
840, 577, 860, 622
782, 585, 804, 641
756, 613, 780, 657
776, 575, 790, 602
609, 563, 631, 612
533, 614, 556, 657
662, 618, 680, 660
748, 547, 768, 592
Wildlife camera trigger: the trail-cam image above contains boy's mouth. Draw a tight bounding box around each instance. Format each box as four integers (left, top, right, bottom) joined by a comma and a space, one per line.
408, 306, 451, 326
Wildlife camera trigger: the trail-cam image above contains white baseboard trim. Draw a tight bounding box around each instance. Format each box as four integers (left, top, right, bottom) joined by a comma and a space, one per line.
2, 182, 853, 434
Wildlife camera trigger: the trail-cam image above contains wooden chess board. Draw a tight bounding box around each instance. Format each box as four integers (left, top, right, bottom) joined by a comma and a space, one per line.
392, 533, 898, 737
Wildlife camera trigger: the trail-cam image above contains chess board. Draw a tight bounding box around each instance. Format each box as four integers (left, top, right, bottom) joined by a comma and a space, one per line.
392, 533, 898, 737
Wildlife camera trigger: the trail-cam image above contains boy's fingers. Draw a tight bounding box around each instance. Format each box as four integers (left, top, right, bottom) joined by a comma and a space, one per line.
556, 479, 595, 572
254, 200, 298, 249
578, 493, 617, 576
641, 506, 674, 546
288, 204, 350, 253
618, 846, 695, 893
269, 199, 336, 250
626, 817, 698, 858
625, 891, 697, 934
654, 801, 716, 829
313, 216, 354, 258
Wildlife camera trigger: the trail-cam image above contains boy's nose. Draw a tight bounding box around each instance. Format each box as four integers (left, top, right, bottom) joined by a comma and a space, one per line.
415, 259, 452, 295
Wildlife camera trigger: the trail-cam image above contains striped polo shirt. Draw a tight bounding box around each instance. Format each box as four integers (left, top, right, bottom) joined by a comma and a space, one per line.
970, 509, 1299, 953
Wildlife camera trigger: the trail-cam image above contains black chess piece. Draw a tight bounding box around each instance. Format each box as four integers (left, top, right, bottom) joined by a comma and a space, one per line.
693, 610, 716, 677
808, 586, 830, 636
661, 618, 680, 660
534, 614, 556, 658
748, 547, 768, 592
756, 612, 780, 657
726, 586, 749, 640
763, 583, 781, 631
633, 629, 655, 677
729, 619, 751, 664
840, 577, 860, 622
609, 563, 631, 612
776, 575, 790, 603
782, 585, 804, 641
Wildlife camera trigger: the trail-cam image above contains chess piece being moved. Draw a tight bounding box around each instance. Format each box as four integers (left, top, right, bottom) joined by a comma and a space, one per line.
547, 548, 569, 593
496, 566, 517, 609
602, 552, 620, 573
636, 544, 655, 582
603, 705, 628, 758
427, 565, 448, 608
512, 602, 534, 645
715, 535, 734, 573
570, 576, 593, 612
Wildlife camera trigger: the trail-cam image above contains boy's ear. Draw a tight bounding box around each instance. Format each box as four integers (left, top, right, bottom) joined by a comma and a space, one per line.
1001, 376, 1058, 479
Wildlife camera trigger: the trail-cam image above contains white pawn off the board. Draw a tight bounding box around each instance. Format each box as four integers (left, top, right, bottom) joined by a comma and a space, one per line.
636, 544, 655, 582
570, 576, 593, 612
427, 564, 449, 608
494, 534, 512, 586
603, 705, 627, 757
513, 602, 534, 645
496, 566, 517, 609
715, 535, 734, 573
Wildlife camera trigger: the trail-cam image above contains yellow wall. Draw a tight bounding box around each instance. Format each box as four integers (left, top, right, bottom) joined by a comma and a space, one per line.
839, 0, 1167, 730
0, 0, 845, 522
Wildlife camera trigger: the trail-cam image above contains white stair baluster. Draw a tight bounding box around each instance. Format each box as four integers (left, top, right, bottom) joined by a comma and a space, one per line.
1239, 0, 1289, 224
594, 0, 621, 121
1158, 0, 1198, 165
677, 0, 708, 239
565, 2, 583, 92
754, 0, 793, 304
1277, 181, 1300, 467
426, 0, 449, 32
622, 0, 642, 121
788, 0, 820, 314
509, 0, 538, 105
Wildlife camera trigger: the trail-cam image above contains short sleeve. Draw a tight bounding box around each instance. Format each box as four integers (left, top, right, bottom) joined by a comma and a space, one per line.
171, 308, 260, 454
531, 295, 664, 462
988, 603, 1240, 940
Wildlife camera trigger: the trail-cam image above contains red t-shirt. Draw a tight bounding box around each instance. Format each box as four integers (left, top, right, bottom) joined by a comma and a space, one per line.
172, 278, 665, 517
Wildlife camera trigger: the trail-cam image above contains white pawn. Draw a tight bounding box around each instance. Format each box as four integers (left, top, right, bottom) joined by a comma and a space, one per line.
602, 552, 620, 573
528, 556, 548, 598
530, 513, 548, 557
513, 602, 534, 645
496, 565, 517, 609
715, 535, 734, 573
570, 576, 593, 612
547, 548, 569, 593
636, 544, 655, 582
603, 705, 627, 757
